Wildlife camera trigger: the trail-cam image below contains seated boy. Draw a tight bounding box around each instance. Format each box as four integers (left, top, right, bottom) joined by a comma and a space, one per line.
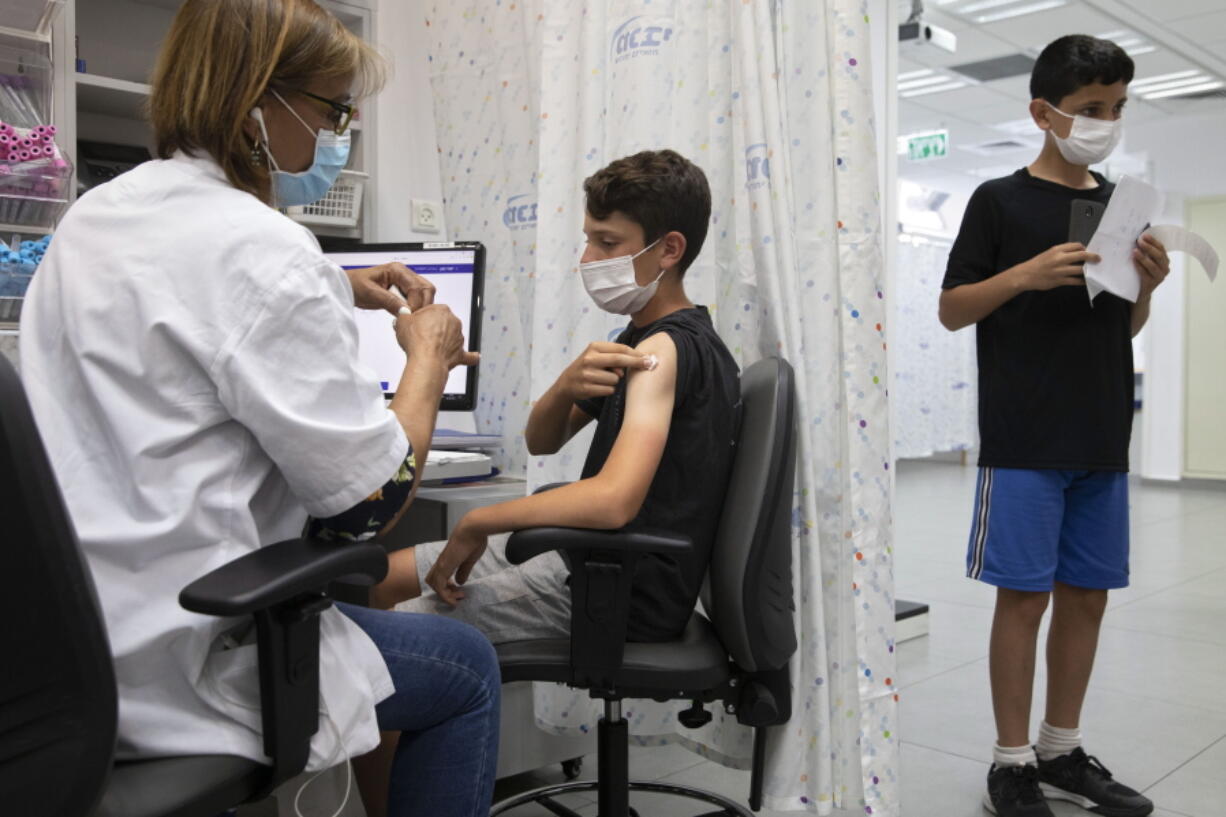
369, 149, 740, 644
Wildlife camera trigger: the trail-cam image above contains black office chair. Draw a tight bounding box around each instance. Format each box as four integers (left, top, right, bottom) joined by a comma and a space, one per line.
0, 354, 388, 817
493, 357, 798, 817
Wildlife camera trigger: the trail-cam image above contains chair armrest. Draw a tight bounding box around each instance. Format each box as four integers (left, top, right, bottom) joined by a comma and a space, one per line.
532, 481, 572, 495
177, 537, 387, 798
180, 538, 388, 617
504, 526, 692, 694
506, 526, 692, 565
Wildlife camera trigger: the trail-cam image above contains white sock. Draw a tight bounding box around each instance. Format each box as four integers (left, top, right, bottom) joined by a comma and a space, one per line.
1036, 720, 1081, 761
993, 743, 1037, 768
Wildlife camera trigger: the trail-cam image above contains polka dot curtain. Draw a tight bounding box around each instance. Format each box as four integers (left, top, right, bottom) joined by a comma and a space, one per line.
424, 1, 897, 813
893, 235, 979, 459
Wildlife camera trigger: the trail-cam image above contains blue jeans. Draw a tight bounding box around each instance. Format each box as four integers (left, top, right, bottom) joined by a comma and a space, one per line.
336, 602, 500, 817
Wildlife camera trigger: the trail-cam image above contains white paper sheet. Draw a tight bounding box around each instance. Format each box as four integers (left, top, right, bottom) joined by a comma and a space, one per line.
1084, 175, 1163, 303
1148, 223, 1219, 283
1084, 175, 1220, 302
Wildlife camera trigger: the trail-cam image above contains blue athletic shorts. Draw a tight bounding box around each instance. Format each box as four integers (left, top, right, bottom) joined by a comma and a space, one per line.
965, 467, 1130, 592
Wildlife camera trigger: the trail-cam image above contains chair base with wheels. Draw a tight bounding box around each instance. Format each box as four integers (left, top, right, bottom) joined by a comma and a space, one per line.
491, 699, 769, 817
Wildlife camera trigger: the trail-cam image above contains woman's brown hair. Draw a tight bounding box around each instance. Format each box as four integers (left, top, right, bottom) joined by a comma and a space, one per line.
149, 0, 385, 202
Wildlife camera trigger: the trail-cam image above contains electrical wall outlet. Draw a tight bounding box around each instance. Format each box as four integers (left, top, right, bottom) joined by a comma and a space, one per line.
411, 198, 442, 233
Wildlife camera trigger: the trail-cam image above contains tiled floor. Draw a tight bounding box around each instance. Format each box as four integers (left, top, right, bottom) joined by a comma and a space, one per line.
490, 740, 834, 817
893, 459, 1226, 817
278, 459, 1226, 816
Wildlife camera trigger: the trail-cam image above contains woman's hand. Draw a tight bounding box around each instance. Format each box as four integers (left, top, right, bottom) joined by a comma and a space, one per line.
346, 262, 436, 314
425, 515, 489, 605
395, 304, 480, 370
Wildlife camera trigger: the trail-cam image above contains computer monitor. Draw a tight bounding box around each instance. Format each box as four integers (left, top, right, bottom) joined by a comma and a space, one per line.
323, 241, 485, 411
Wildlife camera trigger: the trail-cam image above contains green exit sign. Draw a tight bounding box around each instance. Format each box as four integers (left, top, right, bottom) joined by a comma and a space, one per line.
907, 131, 949, 161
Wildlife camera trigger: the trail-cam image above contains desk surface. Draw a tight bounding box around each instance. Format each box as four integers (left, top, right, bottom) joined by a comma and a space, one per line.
417, 476, 527, 502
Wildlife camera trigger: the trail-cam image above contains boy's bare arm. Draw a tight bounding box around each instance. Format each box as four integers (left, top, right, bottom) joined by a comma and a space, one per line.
525, 341, 651, 455
939, 242, 1100, 331
424, 333, 678, 603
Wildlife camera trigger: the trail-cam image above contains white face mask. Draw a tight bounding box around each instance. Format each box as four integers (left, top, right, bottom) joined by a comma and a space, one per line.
1047, 104, 1122, 166
580, 239, 665, 314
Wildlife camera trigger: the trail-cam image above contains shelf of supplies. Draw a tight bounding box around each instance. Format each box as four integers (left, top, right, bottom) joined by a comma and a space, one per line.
76, 73, 152, 121
0, 23, 51, 43
0, 221, 53, 235
0, 0, 62, 42
73, 73, 365, 130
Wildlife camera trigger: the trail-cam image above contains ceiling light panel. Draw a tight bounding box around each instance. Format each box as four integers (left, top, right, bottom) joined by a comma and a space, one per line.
958, 0, 1024, 12
1131, 69, 1202, 88
900, 75, 961, 91
901, 80, 970, 98
1142, 80, 1224, 99
975, 1, 1068, 24
1135, 75, 1212, 94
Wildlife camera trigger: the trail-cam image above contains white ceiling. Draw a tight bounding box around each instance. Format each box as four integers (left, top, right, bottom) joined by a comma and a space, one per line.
897, 0, 1226, 193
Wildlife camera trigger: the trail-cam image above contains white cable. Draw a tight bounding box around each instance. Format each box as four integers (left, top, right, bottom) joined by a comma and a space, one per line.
293, 710, 352, 817
202, 644, 353, 817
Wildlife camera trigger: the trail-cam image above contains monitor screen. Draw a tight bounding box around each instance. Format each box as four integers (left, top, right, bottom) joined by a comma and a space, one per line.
324, 242, 485, 411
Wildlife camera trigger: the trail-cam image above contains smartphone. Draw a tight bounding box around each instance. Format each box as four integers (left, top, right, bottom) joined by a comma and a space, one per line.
1068, 199, 1106, 246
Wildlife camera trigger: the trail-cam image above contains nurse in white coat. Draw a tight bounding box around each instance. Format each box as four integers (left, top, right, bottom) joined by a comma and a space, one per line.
18, 1, 499, 815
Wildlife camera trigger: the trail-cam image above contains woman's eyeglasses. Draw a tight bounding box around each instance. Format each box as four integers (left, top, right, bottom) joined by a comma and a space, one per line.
296, 89, 357, 135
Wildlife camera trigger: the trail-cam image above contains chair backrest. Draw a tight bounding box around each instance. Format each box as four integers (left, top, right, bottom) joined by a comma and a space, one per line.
704, 356, 798, 674
0, 355, 117, 816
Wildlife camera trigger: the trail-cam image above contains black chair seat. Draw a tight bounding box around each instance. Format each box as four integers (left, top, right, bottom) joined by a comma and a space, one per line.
497, 613, 730, 691
97, 755, 269, 817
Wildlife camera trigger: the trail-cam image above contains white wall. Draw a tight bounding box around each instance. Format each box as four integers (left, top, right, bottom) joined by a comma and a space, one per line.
1127, 111, 1226, 201
370, 0, 447, 242
1139, 199, 1187, 480
1128, 110, 1226, 480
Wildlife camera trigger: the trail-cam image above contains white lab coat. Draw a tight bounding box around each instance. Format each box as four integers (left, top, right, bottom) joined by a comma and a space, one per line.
19, 152, 401, 769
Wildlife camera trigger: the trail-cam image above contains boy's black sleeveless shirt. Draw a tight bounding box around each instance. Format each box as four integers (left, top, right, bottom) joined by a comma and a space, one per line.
575, 306, 740, 641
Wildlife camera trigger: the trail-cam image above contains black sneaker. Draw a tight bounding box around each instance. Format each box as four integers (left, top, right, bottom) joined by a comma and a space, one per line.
984, 763, 1055, 816
1037, 747, 1154, 817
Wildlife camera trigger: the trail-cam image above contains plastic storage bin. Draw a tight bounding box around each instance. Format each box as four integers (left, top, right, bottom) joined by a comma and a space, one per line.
0, 43, 69, 231
0, 267, 33, 321
0, 0, 64, 38
287, 169, 366, 228
0, 158, 72, 228
0, 232, 49, 322
0, 121, 72, 229
0, 44, 52, 128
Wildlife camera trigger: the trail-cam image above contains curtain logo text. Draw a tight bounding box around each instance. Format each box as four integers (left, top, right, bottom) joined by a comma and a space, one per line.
611, 16, 674, 64
745, 143, 772, 191
502, 194, 539, 231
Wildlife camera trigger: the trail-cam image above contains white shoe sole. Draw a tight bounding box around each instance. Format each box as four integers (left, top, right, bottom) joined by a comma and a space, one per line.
983, 791, 999, 814
1040, 782, 1098, 809
1040, 782, 1154, 817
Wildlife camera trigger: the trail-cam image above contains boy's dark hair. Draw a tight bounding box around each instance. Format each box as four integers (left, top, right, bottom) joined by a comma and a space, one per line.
1030, 34, 1134, 105
584, 149, 712, 276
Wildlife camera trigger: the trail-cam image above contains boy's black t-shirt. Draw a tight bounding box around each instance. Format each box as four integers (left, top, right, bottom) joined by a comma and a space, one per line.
942, 168, 1133, 471
574, 306, 740, 641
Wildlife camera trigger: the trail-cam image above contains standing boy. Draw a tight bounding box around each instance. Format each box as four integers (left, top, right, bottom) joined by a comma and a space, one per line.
939, 35, 1169, 817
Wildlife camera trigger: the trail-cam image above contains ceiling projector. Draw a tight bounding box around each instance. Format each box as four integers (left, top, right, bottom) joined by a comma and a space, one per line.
900, 20, 957, 54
